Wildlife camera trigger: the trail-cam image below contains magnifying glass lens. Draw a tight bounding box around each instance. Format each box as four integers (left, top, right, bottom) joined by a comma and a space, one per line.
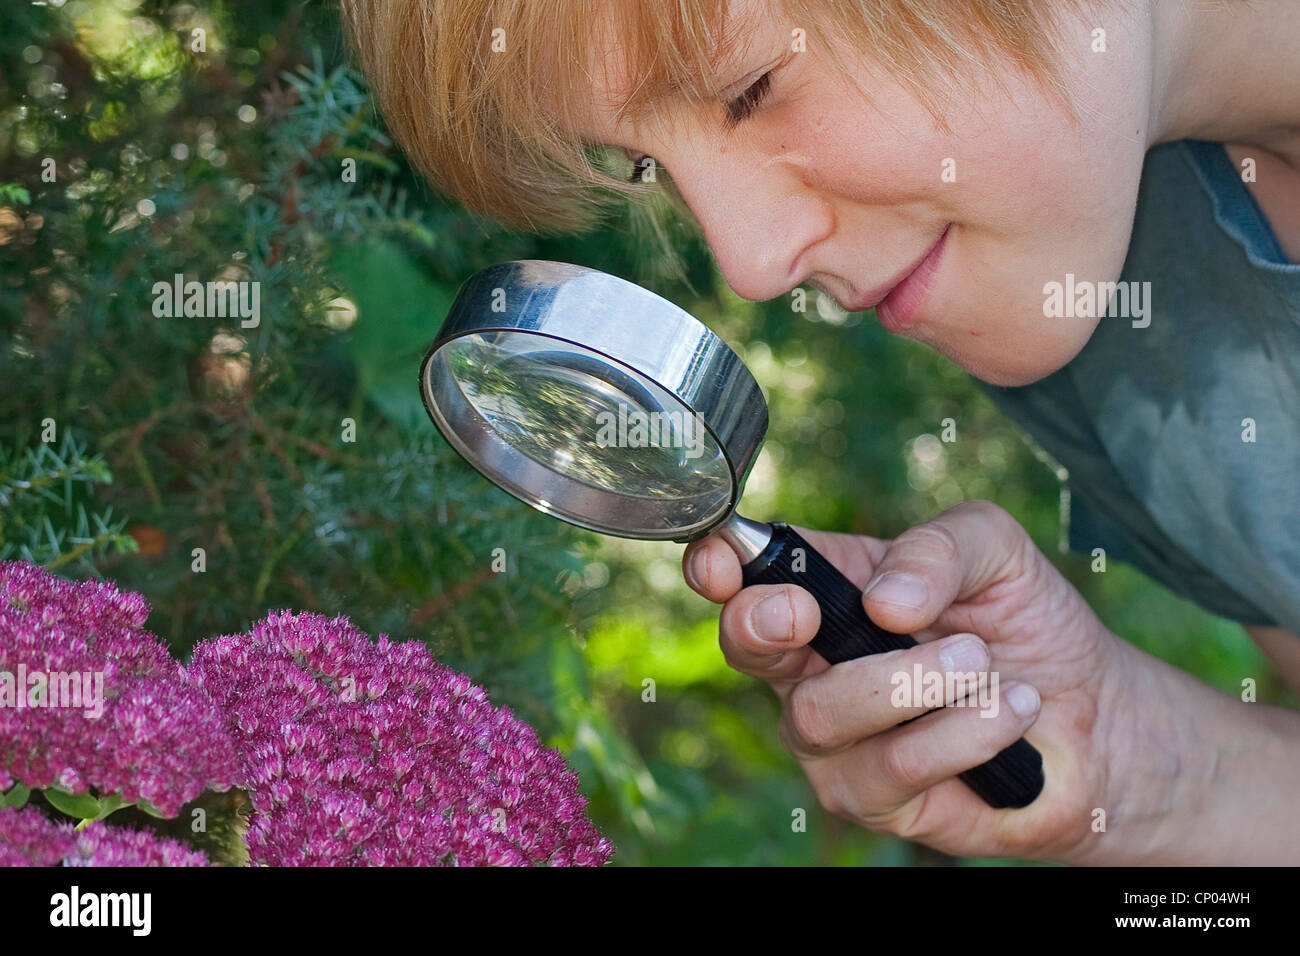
435, 332, 733, 531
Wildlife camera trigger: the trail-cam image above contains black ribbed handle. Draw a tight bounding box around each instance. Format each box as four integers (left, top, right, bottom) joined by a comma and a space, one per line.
741, 522, 1044, 809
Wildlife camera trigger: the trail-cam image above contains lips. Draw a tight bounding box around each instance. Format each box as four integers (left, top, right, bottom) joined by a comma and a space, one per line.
842, 225, 950, 331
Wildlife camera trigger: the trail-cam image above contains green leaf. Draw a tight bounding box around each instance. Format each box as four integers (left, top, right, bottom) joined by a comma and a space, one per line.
136, 798, 166, 818
2, 783, 31, 808
42, 788, 102, 820
93, 793, 133, 821
330, 239, 456, 431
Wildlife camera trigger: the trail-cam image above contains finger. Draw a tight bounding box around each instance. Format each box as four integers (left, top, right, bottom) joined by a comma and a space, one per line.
779, 632, 991, 757
683, 524, 889, 602
811, 679, 1043, 812
682, 534, 743, 603
861, 500, 1029, 635
716, 583, 828, 688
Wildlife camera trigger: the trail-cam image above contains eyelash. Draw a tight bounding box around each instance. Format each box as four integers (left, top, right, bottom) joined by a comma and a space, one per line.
724, 71, 773, 128
626, 71, 774, 182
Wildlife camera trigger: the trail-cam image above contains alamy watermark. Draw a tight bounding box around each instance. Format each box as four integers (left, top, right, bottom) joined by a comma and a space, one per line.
594, 405, 707, 459
890, 664, 1000, 718
152, 273, 260, 328
0, 666, 105, 719
1043, 273, 1151, 328
50, 886, 151, 936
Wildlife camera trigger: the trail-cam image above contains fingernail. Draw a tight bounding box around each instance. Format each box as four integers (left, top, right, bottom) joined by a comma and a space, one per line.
684, 549, 707, 591
1005, 682, 1041, 718
863, 572, 928, 610
938, 635, 988, 674
748, 592, 792, 643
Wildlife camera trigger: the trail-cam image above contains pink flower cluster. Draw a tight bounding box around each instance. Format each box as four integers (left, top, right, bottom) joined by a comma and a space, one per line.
190, 611, 613, 866
0, 806, 207, 866
0, 805, 74, 865
0, 561, 236, 816
0, 562, 613, 867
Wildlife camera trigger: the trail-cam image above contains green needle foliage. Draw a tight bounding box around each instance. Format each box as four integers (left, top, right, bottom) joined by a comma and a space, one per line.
0, 431, 136, 574
0, 1, 605, 742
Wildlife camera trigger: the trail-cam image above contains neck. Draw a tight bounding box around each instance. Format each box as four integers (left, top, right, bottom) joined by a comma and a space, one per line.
1149, 0, 1300, 165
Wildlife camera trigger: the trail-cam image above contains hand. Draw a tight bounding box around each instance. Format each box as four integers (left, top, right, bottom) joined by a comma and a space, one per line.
683, 499, 1129, 862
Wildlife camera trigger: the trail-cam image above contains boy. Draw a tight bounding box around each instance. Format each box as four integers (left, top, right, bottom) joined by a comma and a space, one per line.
342, 0, 1300, 862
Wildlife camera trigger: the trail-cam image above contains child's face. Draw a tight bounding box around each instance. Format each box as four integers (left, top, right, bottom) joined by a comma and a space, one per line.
567, 0, 1152, 386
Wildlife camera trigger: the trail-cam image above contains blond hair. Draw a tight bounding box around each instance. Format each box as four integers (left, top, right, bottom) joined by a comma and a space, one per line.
341, 0, 1089, 235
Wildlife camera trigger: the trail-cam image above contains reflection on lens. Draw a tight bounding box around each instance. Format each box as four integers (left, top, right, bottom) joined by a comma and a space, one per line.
438, 332, 732, 523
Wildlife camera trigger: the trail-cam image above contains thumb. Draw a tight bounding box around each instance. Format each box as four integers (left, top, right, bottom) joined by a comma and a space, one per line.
861, 500, 1029, 634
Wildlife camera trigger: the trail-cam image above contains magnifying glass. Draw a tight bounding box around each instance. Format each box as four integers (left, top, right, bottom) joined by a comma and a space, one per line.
419, 260, 1044, 809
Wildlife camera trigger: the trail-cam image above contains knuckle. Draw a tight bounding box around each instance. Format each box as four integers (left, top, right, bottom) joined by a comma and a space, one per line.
813, 782, 844, 818
960, 498, 1023, 540
886, 799, 937, 844
898, 520, 961, 565
804, 764, 849, 818
787, 680, 837, 750
880, 735, 929, 790
946, 499, 1038, 583
956, 497, 1002, 518
970, 499, 1040, 582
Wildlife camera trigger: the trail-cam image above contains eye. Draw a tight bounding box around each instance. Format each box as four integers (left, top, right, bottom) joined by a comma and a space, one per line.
724, 71, 772, 128
621, 70, 775, 182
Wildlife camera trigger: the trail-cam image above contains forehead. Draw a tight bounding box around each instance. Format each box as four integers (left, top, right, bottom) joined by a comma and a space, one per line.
555, 0, 764, 143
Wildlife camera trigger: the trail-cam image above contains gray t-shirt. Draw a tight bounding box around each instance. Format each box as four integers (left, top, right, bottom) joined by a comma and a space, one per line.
977, 140, 1300, 633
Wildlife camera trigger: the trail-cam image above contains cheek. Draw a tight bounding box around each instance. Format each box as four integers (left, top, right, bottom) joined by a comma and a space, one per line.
901, 225, 1105, 388
792, 88, 957, 208
908, 172, 1142, 386
931, 83, 1148, 383
865, 73, 1145, 383
782, 41, 1149, 385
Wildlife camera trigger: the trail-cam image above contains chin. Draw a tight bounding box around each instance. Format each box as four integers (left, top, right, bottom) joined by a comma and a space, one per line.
928, 313, 1100, 387
970, 364, 1057, 388
902, 280, 1098, 386
937, 338, 1089, 388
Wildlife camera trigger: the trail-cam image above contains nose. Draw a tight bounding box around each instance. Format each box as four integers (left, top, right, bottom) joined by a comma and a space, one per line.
665, 146, 833, 303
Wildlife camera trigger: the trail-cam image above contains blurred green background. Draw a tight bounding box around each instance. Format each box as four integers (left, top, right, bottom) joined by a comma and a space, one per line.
1, 0, 1290, 866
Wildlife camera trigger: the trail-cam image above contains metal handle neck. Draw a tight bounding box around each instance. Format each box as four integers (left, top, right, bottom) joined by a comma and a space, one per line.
715, 513, 773, 564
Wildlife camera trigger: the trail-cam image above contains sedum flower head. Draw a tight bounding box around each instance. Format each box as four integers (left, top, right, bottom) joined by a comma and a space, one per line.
0, 806, 208, 866
63, 818, 211, 866
0, 806, 76, 866
0, 561, 237, 817
190, 611, 613, 866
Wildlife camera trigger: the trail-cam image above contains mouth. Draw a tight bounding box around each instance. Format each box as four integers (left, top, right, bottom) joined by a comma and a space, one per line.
842, 224, 950, 332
